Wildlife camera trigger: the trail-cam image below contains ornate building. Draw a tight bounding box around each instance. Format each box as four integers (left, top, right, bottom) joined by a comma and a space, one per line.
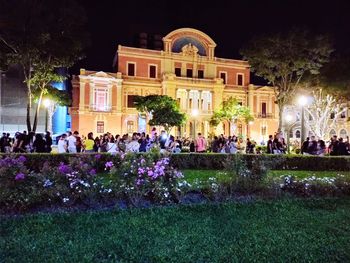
71, 28, 279, 141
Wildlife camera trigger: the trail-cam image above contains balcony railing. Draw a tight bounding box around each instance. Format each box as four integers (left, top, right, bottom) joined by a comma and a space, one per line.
256, 113, 274, 119
89, 104, 112, 112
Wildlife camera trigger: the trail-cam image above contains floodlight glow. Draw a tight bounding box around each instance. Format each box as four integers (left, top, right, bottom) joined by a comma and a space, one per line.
298, 96, 308, 106
285, 114, 293, 123
43, 99, 51, 108
191, 109, 199, 117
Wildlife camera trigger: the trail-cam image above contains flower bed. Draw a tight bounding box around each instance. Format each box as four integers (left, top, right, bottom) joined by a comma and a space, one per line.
0, 153, 185, 212
1, 153, 350, 213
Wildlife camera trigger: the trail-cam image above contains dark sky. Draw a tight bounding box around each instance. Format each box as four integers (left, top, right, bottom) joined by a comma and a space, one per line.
73, 0, 350, 74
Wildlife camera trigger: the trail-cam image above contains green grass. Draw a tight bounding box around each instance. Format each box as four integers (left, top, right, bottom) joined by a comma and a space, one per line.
182, 169, 350, 184
182, 169, 230, 183
1, 198, 350, 262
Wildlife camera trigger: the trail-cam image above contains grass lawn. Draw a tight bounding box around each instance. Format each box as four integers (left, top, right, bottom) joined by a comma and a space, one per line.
1, 198, 350, 262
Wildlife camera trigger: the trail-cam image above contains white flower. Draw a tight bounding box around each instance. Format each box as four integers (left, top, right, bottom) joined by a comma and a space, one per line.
63, 197, 70, 203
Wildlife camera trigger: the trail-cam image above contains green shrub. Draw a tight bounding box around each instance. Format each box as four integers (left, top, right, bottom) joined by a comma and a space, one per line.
170, 153, 350, 171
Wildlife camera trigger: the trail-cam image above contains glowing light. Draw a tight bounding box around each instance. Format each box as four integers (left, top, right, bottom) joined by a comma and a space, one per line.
285, 114, 293, 123
248, 121, 254, 125
191, 109, 199, 117
298, 96, 308, 106
43, 99, 51, 108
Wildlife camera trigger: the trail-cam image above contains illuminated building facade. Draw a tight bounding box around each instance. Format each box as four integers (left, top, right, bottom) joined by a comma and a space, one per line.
71, 28, 280, 141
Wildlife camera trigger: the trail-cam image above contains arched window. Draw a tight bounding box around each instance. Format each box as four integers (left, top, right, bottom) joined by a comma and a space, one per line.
295, 130, 301, 138
339, 129, 347, 138
329, 129, 336, 138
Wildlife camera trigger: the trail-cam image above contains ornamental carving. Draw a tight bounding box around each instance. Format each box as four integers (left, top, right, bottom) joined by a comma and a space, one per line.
181, 43, 199, 57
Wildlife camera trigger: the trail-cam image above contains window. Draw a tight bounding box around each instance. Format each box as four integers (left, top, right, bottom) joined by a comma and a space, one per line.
295, 130, 301, 138
175, 67, 181, 77
127, 121, 134, 133
237, 74, 243, 86
149, 65, 156, 78
261, 126, 267, 136
329, 129, 336, 138
330, 112, 335, 119
309, 113, 313, 121
177, 98, 181, 107
289, 129, 293, 138
189, 98, 193, 108
127, 95, 137, 108
261, 102, 267, 117
198, 70, 204, 79
341, 109, 346, 118
237, 124, 243, 135
97, 121, 104, 133
93, 87, 109, 111
340, 129, 347, 138
127, 63, 135, 76
220, 72, 227, 84
186, 69, 193, 78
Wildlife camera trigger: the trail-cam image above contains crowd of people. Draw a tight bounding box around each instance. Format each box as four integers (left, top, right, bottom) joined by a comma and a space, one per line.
0, 131, 52, 153
0, 129, 349, 156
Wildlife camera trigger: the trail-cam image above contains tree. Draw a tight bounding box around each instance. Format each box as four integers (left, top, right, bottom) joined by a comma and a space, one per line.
302, 88, 347, 140
0, 0, 88, 132
299, 51, 350, 140
34, 85, 71, 133
240, 29, 333, 131
135, 95, 186, 134
210, 97, 254, 135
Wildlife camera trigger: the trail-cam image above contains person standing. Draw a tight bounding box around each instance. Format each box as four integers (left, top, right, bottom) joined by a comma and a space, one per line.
67, 131, 78, 153
196, 133, 206, 153
45, 131, 53, 153
267, 135, 273, 154
57, 134, 68, 153
301, 137, 310, 155
84, 132, 95, 153
33, 134, 46, 153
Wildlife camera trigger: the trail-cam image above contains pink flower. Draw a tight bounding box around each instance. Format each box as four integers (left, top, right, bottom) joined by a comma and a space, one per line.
15, 173, 25, 181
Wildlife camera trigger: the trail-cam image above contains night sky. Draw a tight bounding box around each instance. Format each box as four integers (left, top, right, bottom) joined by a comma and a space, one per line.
73, 0, 350, 76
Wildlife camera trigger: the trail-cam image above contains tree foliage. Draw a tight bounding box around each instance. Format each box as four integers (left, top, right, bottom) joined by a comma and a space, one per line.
210, 97, 254, 127
135, 95, 186, 133
303, 88, 347, 140
240, 29, 333, 130
0, 0, 88, 131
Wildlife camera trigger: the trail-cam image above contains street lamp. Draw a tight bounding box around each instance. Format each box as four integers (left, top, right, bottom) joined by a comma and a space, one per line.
191, 109, 199, 138
297, 95, 308, 144
43, 99, 51, 132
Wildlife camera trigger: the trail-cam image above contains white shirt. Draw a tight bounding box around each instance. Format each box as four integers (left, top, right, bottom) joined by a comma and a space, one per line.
126, 140, 140, 153
58, 139, 67, 153
107, 142, 117, 153
67, 135, 76, 148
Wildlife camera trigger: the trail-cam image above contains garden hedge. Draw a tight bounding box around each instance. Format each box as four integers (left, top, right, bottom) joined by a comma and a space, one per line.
1, 153, 349, 171
170, 154, 350, 171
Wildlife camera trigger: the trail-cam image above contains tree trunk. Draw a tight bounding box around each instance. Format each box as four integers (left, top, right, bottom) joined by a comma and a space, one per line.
26, 84, 32, 132
32, 90, 44, 132
278, 102, 284, 132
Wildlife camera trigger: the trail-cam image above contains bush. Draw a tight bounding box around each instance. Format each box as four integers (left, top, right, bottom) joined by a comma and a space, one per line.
0, 153, 185, 211
170, 153, 350, 171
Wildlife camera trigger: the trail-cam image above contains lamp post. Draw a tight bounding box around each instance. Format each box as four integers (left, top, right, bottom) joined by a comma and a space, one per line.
43, 99, 51, 132
298, 96, 308, 144
191, 108, 199, 138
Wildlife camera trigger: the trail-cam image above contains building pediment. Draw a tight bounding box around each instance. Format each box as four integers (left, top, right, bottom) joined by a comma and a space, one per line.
88, 71, 117, 79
